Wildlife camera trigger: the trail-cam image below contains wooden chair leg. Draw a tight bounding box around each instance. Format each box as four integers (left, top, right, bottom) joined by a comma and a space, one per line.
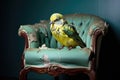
19, 68, 29, 80
89, 70, 95, 80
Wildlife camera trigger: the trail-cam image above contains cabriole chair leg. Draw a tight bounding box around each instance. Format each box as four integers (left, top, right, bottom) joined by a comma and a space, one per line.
19, 68, 29, 80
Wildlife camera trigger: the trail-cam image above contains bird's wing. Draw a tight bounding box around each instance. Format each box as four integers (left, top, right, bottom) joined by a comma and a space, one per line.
63, 24, 86, 48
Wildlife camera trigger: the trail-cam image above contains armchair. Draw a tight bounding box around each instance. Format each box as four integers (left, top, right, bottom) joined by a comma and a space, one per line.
18, 14, 108, 80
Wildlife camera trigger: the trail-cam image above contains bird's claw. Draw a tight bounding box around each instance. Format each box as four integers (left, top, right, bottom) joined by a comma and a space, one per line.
68, 46, 75, 50
58, 45, 64, 50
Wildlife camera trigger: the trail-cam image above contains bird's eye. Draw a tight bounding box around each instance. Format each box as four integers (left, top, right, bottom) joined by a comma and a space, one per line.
55, 18, 60, 22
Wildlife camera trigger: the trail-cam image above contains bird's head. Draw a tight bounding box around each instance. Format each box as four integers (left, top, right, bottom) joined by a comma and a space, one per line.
50, 13, 64, 24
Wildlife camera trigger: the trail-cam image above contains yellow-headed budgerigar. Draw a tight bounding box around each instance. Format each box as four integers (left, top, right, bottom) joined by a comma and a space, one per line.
50, 13, 86, 49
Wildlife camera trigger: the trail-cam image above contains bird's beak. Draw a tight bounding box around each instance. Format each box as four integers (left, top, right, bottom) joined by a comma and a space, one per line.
49, 21, 53, 25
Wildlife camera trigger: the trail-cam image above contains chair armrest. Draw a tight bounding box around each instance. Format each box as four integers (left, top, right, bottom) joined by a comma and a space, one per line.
88, 21, 108, 70
90, 21, 108, 53
18, 25, 40, 49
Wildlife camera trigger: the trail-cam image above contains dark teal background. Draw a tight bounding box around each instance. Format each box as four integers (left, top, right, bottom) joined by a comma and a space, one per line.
1, 0, 120, 80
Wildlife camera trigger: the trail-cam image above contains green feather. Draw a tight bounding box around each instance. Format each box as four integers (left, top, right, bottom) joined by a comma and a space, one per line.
63, 23, 86, 48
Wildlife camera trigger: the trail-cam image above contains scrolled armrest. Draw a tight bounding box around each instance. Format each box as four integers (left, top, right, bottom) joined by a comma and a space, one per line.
90, 21, 108, 52
18, 25, 40, 49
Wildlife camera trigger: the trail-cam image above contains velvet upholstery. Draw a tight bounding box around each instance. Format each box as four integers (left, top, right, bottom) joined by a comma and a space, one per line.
18, 14, 108, 80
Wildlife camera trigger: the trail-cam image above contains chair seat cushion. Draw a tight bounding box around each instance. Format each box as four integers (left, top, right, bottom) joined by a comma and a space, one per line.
24, 47, 91, 69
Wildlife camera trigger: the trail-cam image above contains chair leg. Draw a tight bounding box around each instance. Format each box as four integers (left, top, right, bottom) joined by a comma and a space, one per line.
19, 68, 29, 80
89, 70, 95, 80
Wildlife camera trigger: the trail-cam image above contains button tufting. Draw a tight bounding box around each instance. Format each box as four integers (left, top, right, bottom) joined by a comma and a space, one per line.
79, 22, 83, 26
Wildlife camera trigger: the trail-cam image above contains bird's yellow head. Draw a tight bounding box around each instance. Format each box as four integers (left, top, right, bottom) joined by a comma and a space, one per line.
50, 13, 64, 24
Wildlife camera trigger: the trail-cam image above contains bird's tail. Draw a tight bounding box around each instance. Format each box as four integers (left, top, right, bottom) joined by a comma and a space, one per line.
78, 41, 86, 48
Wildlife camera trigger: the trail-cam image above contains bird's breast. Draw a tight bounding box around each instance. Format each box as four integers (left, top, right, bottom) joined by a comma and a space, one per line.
52, 31, 78, 47
50, 24, 78, 47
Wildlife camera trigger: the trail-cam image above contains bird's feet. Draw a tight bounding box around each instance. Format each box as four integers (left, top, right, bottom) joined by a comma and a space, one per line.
58, 45, 64, 50
68, 46, 76, 50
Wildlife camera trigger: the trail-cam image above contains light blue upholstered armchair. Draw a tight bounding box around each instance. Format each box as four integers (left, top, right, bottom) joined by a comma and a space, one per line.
18, 14, 108, 80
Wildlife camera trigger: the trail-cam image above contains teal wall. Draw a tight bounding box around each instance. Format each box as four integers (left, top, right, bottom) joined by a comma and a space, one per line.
1, 0, 119, 80
98, 0, 120, 39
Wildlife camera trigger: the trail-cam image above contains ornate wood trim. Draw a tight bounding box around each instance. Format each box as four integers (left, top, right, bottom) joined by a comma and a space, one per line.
92, 29, 103, 53
18, 30, 29, 49
19, 65, 95, 80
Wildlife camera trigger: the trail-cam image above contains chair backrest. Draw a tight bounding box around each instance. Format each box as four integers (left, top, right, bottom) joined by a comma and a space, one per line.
36, 14, 106, 48
23, 14, 107, 49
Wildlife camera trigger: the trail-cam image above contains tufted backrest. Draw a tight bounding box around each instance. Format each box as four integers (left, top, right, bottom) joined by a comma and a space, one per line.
20, 14, 107, 49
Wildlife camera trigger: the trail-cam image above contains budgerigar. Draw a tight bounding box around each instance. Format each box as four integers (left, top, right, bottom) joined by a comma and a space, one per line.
50, 13, 86, 49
